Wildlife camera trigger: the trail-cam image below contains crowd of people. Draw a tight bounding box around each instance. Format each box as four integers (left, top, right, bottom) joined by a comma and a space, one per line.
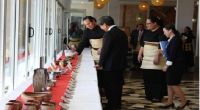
65, 15, 194, 110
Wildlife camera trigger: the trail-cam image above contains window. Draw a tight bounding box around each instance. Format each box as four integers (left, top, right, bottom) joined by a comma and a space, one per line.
0, 0, 66, 100
49, 0, 53, 60
44, 0, 56, 63
0, 0, 4, 97
56, 4, 63, 51
48, 0, 55, 61
15, 0, 27, 87
70, 10, 86, 29
45, 0, 49, 63
4, 0, 14, 94
27, 0, 36, 76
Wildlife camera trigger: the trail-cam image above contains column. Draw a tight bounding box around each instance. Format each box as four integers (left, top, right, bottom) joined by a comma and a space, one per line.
196, 1, 199, 57
175, 0, 195, 32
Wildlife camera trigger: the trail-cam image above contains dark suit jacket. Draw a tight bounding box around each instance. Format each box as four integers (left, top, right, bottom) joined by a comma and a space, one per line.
99, 26, 128, 71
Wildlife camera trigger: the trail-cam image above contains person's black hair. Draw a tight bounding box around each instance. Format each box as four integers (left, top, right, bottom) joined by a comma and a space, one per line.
164, 24, 180, 36
185, 26, 192, 31
185, 26, 193, 34
148, 16, 163, 27
69, 22, 78, 33
184, 26, 195, 38
83, 16, 96, 22
98, 16, 115, 26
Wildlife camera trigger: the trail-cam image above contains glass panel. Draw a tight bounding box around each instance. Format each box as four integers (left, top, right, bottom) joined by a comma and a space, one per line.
48, 0, 52, 60
0, 0, 3, 98
45, 0, 48, 63
45, 0, 53, 62
56, 5, 59, 51
63, 12, 70, 48
71, 11, 85, 29
27, 0, 35, 76
15, 0, 27, 87
57, 5, 62, 51
0, 1, 2, 17
4, 0, 13, 94
54, 3, 58, 51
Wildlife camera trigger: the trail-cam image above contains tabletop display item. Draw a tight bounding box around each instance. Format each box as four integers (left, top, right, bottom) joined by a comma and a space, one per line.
7, 100, 22, 110
5, 102, 17, 110
40, 101, 56, 110
22, 103, 38, 110
33, 68, 49, 92
21, 92, 51, 103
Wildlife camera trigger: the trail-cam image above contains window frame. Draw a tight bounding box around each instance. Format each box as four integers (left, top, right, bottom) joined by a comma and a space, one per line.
0, 0, 5, 98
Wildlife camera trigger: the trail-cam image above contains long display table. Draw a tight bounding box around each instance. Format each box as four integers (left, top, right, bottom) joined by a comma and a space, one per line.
68, 48, 102, 110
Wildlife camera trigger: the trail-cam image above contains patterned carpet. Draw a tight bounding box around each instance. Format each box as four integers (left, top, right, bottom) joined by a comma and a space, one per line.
102, 71, 199, 110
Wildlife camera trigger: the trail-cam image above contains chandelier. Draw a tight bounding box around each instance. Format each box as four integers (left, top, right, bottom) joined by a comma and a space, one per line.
96, 0, 109, 4
94, 0, 109, 9
94, 0, 105, 9
138, 1, 149, 11
151, 0, 165, 6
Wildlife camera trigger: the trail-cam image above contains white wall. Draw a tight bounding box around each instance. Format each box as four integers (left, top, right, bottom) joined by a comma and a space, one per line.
93, 2, 109, 20
94, 0, 120, 26
71, 2, 94, 16
58, 0, 71, 10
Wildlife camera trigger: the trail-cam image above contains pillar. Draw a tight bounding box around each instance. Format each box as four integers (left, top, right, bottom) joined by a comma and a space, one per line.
175, 0, 195, 32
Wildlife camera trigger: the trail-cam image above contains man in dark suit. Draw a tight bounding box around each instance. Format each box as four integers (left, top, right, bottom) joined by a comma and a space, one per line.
130, 24, 145, 70
96, 16, 128, 110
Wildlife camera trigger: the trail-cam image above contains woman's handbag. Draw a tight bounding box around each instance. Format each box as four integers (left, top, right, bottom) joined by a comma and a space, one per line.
153, 50, 162, 65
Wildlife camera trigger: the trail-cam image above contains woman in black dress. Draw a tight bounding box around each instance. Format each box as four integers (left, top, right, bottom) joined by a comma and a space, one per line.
138, 16, 167, 102
161, 24, 189, 109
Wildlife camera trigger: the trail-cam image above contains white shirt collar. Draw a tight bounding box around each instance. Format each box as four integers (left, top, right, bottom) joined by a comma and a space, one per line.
168, 35, 175, 42
108, 25, 116, 31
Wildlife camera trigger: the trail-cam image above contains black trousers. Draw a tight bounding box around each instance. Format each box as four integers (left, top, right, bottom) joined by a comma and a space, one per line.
97, 69, 104, 88
104, 70, 124, 110
94, 61, 104, 88
132, 51, 141, 67
142, 69, 167, 100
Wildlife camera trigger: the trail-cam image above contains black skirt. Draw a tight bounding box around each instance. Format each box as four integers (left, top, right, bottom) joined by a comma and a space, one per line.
166, 65, 184, 85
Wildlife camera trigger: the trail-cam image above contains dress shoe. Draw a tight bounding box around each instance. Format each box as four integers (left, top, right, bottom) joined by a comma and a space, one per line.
159, 103, 174, 108
151, 98, 161, 102
145, 96, 152, 101
176, 100, 190, 110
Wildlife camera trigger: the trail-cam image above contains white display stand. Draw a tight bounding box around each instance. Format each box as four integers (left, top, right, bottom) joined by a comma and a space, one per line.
68, 48, 102, 110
